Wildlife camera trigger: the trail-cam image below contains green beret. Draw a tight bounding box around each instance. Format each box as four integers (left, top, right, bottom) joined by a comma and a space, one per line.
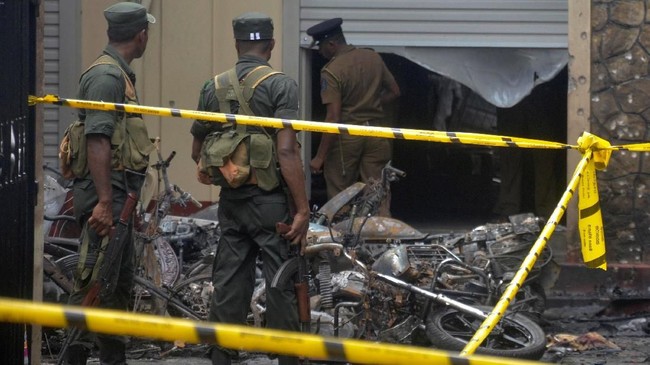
233, 12, 273, 40
104, 2, 156, 30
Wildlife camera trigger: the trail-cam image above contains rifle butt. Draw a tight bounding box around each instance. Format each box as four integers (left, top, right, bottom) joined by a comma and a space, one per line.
81, 284, 101, 307
295, 281, 310, 326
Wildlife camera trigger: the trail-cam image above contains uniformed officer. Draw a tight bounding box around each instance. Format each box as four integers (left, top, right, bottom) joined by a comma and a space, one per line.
62, 2, 155, 365
190, 12, 309, 365
307, 18, 401, 215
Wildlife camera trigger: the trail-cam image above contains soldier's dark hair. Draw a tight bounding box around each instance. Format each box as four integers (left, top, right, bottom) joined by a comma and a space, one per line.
329, 33, 346, 45
237, 39, 273, 54
108, 24, 148, 43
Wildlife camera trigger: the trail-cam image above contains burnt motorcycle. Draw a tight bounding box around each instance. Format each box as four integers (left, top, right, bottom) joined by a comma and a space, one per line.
270, 163, 551, 360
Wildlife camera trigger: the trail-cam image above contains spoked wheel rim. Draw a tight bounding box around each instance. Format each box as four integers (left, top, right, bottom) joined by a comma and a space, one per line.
437, 311, 533, 349
425, 305, 547, 360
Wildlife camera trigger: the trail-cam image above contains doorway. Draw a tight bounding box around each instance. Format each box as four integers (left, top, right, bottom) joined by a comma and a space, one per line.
308, 51, 567, 227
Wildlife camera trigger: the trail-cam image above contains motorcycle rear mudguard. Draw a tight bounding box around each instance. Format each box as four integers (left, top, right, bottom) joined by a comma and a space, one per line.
332, 216, 428, 242
314, 182, 366, 225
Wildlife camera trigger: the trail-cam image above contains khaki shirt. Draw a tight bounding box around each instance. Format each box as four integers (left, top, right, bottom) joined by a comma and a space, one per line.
320, 45, 396, 124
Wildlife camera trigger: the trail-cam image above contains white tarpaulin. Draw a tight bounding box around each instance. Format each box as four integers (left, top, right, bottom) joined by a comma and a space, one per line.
373, 47, 569, 108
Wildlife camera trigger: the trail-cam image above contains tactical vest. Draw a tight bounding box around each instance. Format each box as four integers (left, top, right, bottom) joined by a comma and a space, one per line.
59, 55, 154, 179
200, 65, 283, 191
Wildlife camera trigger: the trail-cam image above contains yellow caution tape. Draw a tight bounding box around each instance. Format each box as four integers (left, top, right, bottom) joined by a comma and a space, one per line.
461, 143, 595, 356
576, 133, 609, 270
0, 297, 544, 365
28, 94, 572, 149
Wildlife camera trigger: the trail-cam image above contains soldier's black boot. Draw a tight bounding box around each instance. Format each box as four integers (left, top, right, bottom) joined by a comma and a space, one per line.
97, 336, 126, 365
210, 348, 232, 365
61, 344, 89, 365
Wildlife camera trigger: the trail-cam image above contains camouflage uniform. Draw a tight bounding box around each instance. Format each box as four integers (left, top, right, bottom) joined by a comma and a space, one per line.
64, 2, 154, 364
191, 14, 300, 365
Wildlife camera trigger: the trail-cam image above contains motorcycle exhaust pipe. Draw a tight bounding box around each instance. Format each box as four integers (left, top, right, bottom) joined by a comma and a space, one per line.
373, 272, 488, 319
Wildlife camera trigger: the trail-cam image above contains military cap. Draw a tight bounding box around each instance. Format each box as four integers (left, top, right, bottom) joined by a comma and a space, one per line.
233, 12, 274, 41
104, 2, 156, 30
306, 18, 343, 47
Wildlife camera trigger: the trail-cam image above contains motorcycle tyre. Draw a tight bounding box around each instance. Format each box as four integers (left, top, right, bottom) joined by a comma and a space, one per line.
55, 253, 197, 318
425, 305, 547, 360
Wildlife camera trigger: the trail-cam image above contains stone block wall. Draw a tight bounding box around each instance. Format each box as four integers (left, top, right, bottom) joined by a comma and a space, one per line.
591, 0, 650, 263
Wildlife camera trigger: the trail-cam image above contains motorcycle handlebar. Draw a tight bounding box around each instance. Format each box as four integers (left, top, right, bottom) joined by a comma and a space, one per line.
386, 164, 406, 177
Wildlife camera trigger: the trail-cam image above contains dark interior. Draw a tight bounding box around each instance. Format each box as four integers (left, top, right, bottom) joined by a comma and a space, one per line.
308, 50, 567, 227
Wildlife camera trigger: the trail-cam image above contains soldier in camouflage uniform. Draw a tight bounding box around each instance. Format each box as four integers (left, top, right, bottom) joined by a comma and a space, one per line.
190, 12, 309, 365
63, 3, 155, 365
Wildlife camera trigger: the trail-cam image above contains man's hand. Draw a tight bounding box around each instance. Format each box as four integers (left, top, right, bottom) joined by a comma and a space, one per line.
310, 156, 324, 175
88, 200, 113, 237
277, 211, 309, 255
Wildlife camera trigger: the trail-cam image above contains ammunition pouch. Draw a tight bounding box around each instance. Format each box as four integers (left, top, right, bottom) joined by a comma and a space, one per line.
111, 114, 155, 172
58, 55, 154, 179
59, 120, 88, 179
200, 127, 279, 191
199, 65, 282, 191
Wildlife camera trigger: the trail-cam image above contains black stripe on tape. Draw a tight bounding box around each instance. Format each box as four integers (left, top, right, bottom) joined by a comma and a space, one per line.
450, 355, 471, 365
339, 126, 350, 135
585, 254, 607, 268
446, 132, 461, 144
196, 324, 217, 344
115, 103, 126, 112
324, 339, 347, 362
65, 310, 88, 330
226, 114, 237, 124
282, 120, 293, 129
502, 137, 517, 148
392, 128, 405, 139
579, 202, 601, 218
171, 108, 182, 117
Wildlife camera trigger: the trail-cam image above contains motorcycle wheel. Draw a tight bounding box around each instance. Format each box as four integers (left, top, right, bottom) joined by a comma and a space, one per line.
425, 305, 547, 360
168, 273, 213, 320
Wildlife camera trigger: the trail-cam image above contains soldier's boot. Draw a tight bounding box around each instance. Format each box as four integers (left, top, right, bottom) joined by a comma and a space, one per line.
62, 344, 89, 365
210, 348, 232, 365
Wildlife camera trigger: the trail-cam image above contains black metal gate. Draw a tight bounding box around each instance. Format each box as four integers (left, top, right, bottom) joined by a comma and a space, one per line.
0, 0, 37, 363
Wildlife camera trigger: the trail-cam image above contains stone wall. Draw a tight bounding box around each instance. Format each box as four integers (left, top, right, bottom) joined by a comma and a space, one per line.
591, 0, 650, 263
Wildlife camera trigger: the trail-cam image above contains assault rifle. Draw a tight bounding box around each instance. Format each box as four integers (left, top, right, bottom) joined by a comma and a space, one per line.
276, 222, 311, 333
57, 191, 139, 365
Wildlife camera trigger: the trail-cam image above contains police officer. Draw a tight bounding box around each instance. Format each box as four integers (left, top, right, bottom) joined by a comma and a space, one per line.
307, 18, 401, 214
190, 12, 309, 365
63, 2, 155, 365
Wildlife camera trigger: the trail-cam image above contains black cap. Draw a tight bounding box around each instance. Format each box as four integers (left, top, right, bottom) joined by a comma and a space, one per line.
233, 12, 274, 40
104, 2, 155, 31
306, 18, 343, 47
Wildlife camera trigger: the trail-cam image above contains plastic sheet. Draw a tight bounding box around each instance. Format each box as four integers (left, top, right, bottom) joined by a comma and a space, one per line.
373, 46, 569, 108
